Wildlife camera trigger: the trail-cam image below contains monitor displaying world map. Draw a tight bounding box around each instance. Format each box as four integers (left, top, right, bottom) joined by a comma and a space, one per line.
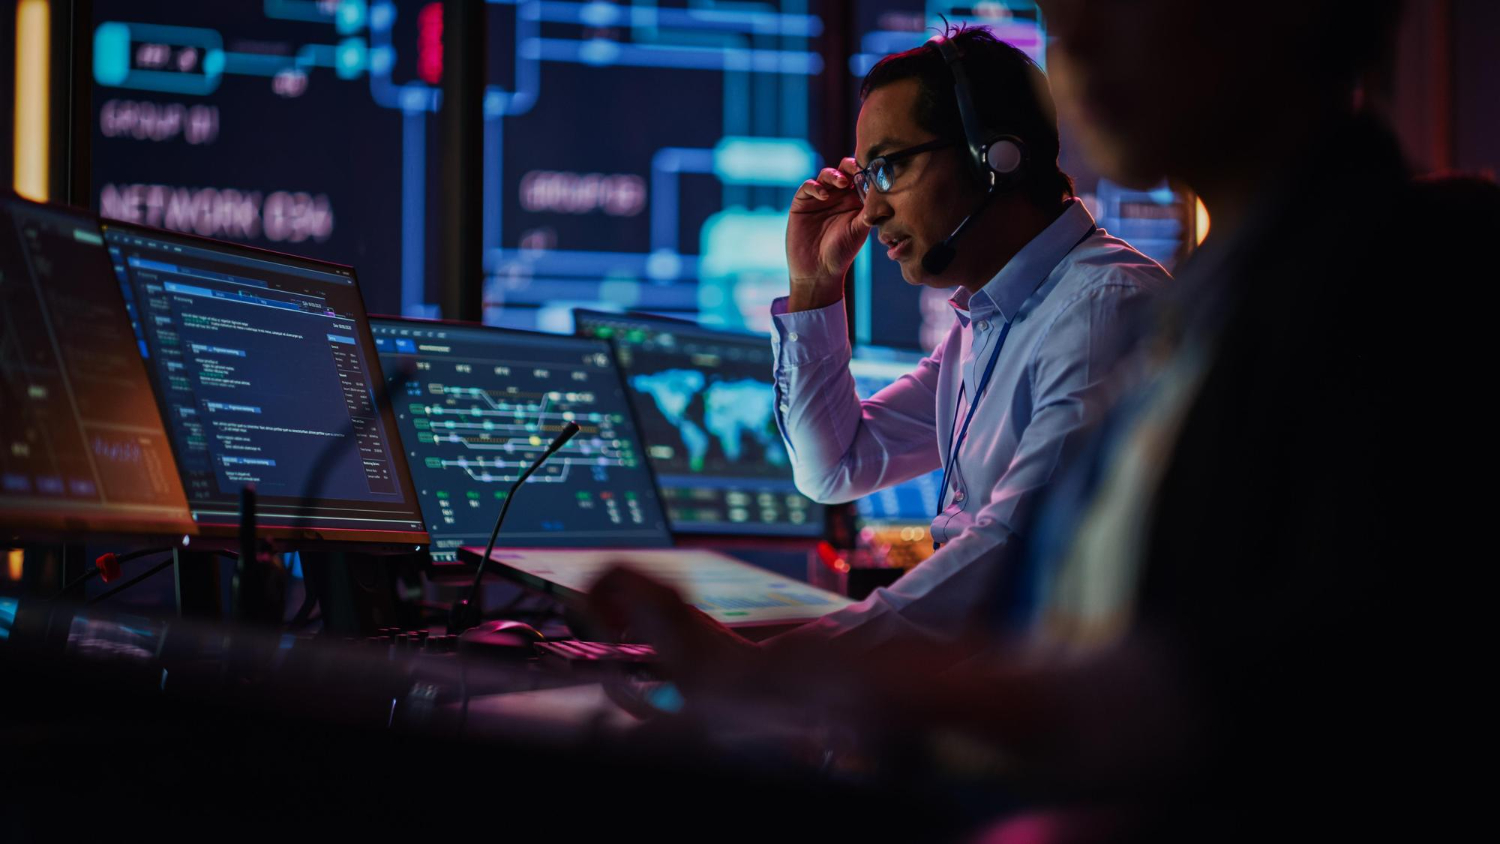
574, 310, 823, 538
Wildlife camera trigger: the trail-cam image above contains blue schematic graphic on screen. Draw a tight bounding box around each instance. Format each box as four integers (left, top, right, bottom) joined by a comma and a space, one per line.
90, 0, 825, 331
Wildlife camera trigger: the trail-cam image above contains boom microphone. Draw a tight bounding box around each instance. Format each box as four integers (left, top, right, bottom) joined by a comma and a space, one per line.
448, 420, 582, 634
921, 185, 998, 276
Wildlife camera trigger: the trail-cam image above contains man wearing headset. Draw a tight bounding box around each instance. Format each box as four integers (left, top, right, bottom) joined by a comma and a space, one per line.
763, 26, 1169, 650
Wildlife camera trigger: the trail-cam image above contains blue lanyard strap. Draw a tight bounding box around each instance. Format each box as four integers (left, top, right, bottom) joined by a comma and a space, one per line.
932, 224, 1098, 544
936, 318, 1014, 530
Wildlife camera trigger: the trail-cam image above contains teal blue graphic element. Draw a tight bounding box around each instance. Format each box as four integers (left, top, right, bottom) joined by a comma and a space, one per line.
224, 51, 293, 76
0, 597, 17, 640
854, 238, 874, 345
93, 22, 131, 86
203, 47, 226, 79
293, 44, 337, 71
336, 37, 368, 79
92, 22, 224, 95
712, 137, 817, 187
264, 0, 335, 24
336, 0, 368, 35
697, 208, 792, 326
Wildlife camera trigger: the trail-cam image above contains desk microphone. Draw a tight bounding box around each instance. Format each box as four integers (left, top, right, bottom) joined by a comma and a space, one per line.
448, 420, 581, 634
921, 185, 997, 276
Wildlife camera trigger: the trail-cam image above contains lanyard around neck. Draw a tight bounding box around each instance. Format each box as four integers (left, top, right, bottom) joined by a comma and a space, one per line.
936, 318, 1014, 534
933, 223, 1098, 545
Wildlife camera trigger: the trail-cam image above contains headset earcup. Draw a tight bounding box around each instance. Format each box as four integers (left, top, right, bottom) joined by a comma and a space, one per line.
986, 138, 1024, 177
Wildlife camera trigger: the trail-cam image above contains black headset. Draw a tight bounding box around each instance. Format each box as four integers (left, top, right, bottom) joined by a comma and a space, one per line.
918, 34, 1030, 275
929, 34, 1028, 190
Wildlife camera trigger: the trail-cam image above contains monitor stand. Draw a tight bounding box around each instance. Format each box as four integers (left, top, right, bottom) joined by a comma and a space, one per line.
300, 551, 425, 637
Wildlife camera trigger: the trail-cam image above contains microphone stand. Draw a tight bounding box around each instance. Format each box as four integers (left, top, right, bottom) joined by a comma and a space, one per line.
448, 421, 581, 634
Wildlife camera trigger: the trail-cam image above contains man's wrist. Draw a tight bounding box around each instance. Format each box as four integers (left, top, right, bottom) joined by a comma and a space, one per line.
787, 278, 845, 312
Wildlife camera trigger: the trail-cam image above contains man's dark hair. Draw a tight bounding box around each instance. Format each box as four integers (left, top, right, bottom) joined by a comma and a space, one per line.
861, 25, 1073, 209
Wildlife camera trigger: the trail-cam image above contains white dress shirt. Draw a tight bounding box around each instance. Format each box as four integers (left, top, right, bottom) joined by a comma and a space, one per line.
769, 199, 1169, 650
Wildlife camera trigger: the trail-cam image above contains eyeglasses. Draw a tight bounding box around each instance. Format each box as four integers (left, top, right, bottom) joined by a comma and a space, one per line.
852, 138, 958, 199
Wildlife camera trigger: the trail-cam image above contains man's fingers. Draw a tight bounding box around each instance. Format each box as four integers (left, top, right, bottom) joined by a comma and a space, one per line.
817, 166, 852, 190
795, 178, 831, 203
793, 159, 866, 207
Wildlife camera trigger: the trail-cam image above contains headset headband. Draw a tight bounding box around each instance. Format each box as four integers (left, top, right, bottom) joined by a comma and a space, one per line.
929, 34, 1026, 186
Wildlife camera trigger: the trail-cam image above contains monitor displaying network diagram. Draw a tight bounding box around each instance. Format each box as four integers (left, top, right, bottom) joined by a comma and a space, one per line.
372, 318, 673, 561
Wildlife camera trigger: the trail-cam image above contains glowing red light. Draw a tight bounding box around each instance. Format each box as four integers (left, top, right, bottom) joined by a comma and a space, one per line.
418, 3, 443, 85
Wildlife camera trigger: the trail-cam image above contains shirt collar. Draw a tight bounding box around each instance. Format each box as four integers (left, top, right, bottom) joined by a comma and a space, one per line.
949, 198, 1097, 324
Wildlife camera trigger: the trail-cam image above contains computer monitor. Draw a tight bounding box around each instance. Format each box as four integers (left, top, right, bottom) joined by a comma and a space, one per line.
1, 195, 195, 540
370, 318, 673, 562
848, 346, 945, 526
574, 310, 825, 538
99, 221, 427, 546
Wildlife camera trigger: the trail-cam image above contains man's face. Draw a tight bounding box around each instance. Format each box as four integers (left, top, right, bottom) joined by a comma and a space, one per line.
855, 78, 987, 288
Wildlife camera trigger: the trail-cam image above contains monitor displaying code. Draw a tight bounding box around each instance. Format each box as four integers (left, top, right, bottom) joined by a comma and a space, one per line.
102, 221, 426, 543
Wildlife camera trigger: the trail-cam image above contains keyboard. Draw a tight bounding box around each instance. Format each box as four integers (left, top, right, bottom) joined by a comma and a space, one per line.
537, 640, 658, 666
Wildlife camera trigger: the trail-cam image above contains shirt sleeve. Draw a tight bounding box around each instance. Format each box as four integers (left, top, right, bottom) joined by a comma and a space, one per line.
770, 296, 945, 504
773, 281, 1158, 653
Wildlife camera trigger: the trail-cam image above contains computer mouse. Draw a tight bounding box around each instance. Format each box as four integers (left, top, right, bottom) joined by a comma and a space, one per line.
456, 619, 545, 659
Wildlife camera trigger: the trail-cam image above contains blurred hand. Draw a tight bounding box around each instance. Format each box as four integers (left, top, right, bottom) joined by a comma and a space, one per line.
786, 158, 870, 312
585, 566, 762, 695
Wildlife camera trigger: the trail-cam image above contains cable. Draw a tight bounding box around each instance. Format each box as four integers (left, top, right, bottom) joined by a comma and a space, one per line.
86, 549, 238, 606
86, 556, 174, 606
49, 547, 169, 601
